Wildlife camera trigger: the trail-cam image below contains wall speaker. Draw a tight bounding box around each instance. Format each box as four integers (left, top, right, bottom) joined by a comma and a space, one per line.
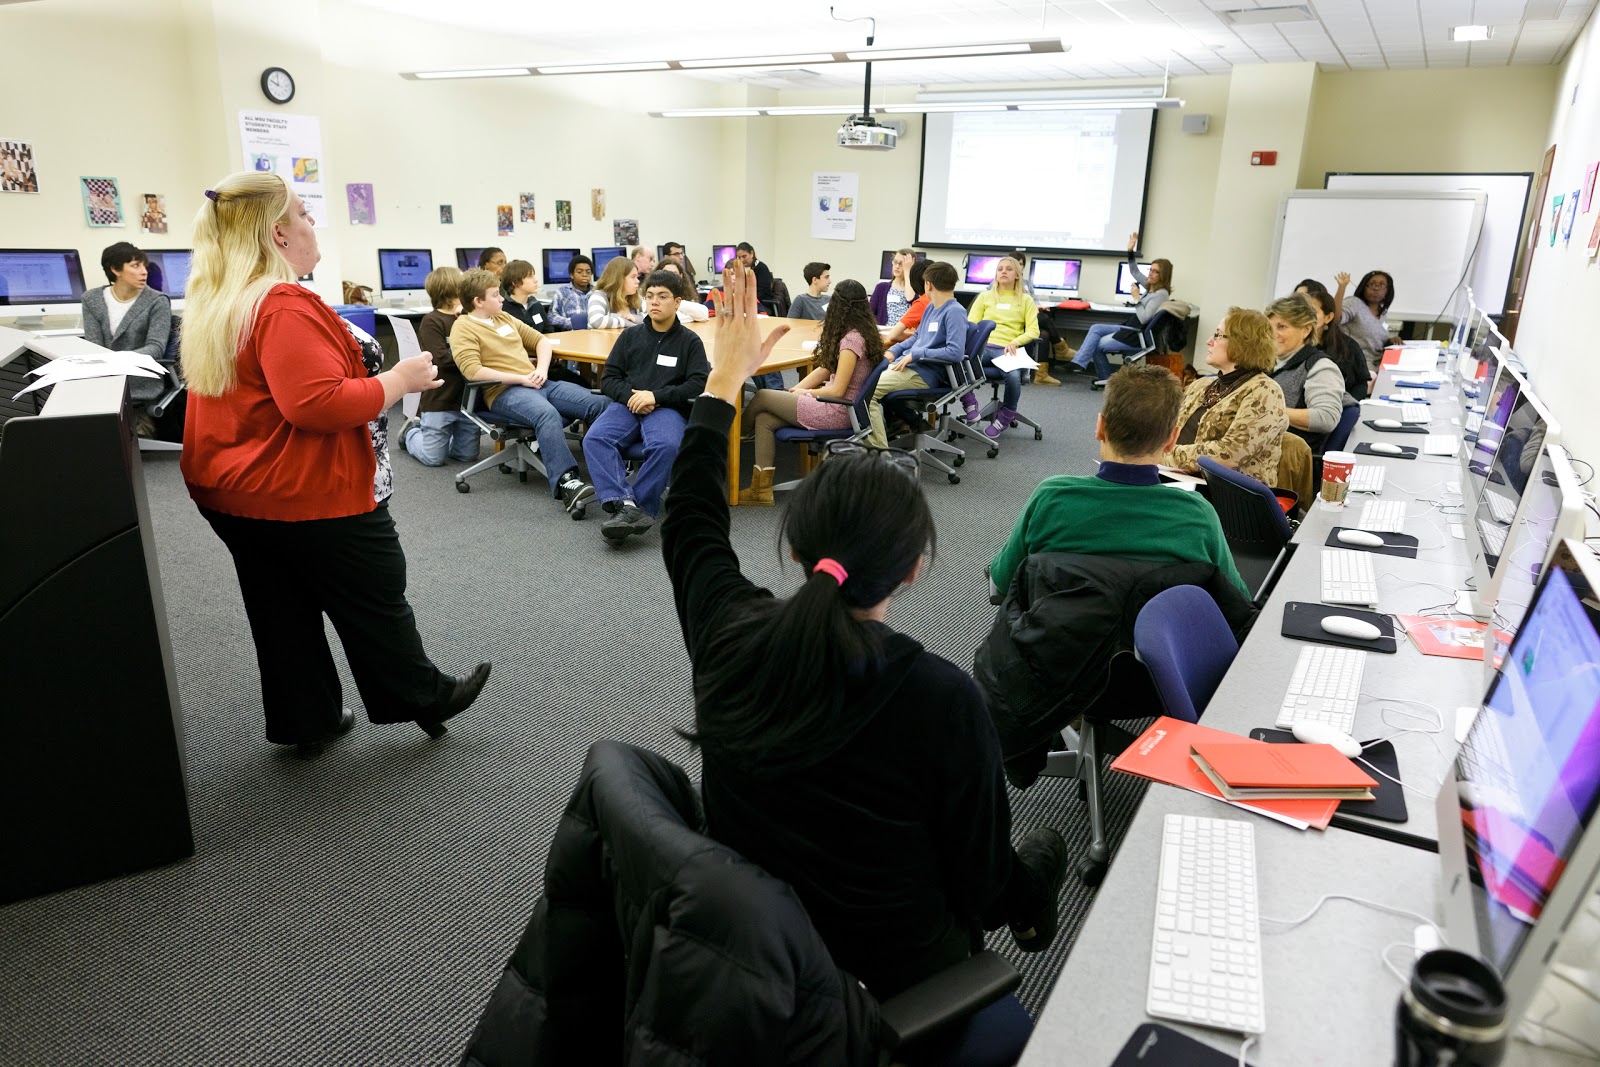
1181, 113, 1211, 135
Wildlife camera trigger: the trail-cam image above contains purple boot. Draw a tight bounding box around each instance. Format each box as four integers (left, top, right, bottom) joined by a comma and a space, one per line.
961, 391, 982, 424
983, 406, 1018, 440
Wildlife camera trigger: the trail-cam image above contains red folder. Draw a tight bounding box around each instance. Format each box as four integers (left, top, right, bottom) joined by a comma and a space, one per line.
1191, 740, 1377, 793
1110, 717, 1339, 830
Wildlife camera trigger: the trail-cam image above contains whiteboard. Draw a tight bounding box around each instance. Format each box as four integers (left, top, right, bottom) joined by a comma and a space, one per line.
1267, 191, 1488, 322
1325, 172, 1531, 315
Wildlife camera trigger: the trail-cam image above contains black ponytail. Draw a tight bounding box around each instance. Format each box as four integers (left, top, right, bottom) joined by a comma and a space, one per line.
686, 453, 935, 772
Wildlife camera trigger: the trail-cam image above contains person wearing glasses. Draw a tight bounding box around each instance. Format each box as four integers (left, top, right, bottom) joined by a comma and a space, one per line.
1069, 232, 1171, 384
1333, 269, 1399, 373
661, 264, 1069, 1048
583, 270, 710, 544
1161, 307, 1288, 488
657, 259, 708, 322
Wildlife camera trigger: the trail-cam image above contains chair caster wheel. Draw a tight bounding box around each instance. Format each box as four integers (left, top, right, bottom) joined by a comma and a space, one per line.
570, 507, 585, 521
953, 455, 965, 467
946, 432, 958, 443
1076, 856, 1107, 887
498, 463, 512, 474
518, 471, 529, 482
1034, 429, 1043, 441
455, 481, 470, 494
948, 473, 961, 484
987, 447, 999, 459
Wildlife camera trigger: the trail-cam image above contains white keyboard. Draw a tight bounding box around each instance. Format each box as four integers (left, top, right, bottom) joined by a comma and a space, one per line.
1482, 491, 1518, 525
1276, 644, 1366, 734
1423, 434, 1459, 456
1356, 499, 1408, 533
1347, 465, 1385, 494
1321, 549, 1379, 606
1465, 412, 1483, 435
1394, 387, 1428, 402
1400, 403, 1432, 425
1478, 521, 1509, 557
1148, 814, 1265, 1035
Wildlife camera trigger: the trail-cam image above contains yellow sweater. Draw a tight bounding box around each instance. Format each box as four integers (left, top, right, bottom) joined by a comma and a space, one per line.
448, 312, 543, 406
967, 288, 1040, 349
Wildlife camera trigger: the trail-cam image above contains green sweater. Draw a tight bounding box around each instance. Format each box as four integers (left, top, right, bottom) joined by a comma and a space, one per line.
989, 467, 1247, 597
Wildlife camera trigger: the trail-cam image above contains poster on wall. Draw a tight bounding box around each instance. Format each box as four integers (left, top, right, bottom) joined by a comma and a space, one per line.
346, 183, 376, 225
519, 193, 536, 222
239, 109, 327, 227
1549, 194, 1564, 246
140, 194, 168, 235
440, 204, 453, 224
80, 176, 124, 227
1583, 163, 1599, 213
591, 188, 605, 221
613, 218, 639, 246
1, 139, 39, 192
555, 200, 572, 231
1588, 212, 1600, 259
497, 204, 514, 236
1562, 189, 1580, 242
811, 172, 859, 241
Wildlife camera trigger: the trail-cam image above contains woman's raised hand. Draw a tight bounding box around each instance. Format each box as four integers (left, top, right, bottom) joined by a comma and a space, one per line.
1127, 232, 1139, 252
1333, 271, 1351, 289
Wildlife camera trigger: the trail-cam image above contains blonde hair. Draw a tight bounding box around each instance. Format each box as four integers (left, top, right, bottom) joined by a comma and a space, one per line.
1222, 307, 1277, 372
1265, 292, 1321, 346
596, 256, 641, 314
991, 256, 1025, 293
424, 266, 463, 310
181, 172, 297, 396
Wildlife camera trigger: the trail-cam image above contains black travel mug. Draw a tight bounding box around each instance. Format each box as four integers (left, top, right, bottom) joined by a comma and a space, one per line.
1394, 948, 1509, 1067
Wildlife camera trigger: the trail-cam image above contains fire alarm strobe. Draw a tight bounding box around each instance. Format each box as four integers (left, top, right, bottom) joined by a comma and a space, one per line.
1250, 151, 1279, 166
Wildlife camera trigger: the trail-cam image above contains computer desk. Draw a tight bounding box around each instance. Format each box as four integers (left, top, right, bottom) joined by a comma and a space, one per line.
547, 317, 822, 505
1022, 355, 1592, 1065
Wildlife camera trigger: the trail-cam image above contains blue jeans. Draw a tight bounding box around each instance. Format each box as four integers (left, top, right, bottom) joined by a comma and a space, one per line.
1071, 322, 1137, 380
581, 404, 687, 516
486, 380, 609, 495
981, 344, 1023, 411
402, 411, 480, 466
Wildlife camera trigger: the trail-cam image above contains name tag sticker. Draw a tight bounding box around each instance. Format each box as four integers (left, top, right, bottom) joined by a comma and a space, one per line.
495, 323, 515, 337
998, 303, 1012, 310
532, 314, 543, 324
657, 354, 678, 368
928, 322, 939, 333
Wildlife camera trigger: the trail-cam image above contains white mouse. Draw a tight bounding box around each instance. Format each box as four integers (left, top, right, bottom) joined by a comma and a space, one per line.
1369, 443, 1404, 455
1337, 530, 1385, 547
1321, 615, 1382, 641
1373, 418, 1403, 429
1291, 721, 1363, 758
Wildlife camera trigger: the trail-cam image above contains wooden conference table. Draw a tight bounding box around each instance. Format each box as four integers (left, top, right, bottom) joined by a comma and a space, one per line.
548, 316, 823, 505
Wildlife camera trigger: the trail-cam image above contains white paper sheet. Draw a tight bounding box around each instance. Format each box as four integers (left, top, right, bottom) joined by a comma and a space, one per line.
990, 351, 1039, 374
15, 353, 164, 398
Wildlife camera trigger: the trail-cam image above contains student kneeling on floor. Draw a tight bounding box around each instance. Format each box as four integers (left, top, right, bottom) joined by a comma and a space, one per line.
583, 269, 710, 544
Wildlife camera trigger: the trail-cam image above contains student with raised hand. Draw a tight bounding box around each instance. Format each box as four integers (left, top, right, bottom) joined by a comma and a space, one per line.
180, 173, 489, 759
866, 260, 967, 448
663, 260, 1069, 1018
884, 247, 917, 323
477, 247, 506, 277
787, 261, 832, 320
737, 278, 883, 506
1333, 269, 1398, 373
587, 256, 644, 329
399, 265, 481, 467
658, 258, 708, 322
882, 259, 930, 347
449, 267, 608, 516
548, 253, 595, 330
965, 255, 1039, 440
1070, 231, 1171, 383
1266, 292, 1345, 450
583, 269, 710, 544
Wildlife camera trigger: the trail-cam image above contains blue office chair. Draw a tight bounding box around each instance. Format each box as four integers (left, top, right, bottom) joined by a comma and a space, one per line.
771, 357, 890, 492
1134, 585, 1241, 723
968, 322, 1047, 448
878, 328, 987, 485
1197, 456, 1294, 603
1324, 403, 1361, 453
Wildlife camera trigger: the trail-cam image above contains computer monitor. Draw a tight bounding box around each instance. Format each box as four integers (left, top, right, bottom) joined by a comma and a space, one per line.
1463, 365, 1524, 489
1435, 538, 1600, 1029
964, 255, 1001, 287
1463, 386, 1563, 619
0, 249, 88, 325
377, 249, 433, 306
1029, 257, 1082, 295
455, 248, 490, 272
711, 244, 738, 273
1116, 261, 1154, 297
142, 250, 192, 307
878, 249, 927, 279
592, 246, 625, 272
542, 248, 579, 285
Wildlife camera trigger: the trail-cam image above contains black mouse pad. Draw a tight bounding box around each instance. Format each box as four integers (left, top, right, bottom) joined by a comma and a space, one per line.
1111, 1023, 1248, 1066
1324, 527, 1419, 559
1362, 420, 1430, 435
1354, 442, 1418, 460
1249, 729, 1409, 824
1282, 601, 1398, 654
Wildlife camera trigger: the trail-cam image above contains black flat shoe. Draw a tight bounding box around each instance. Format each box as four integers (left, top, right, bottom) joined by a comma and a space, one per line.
296, 707, 356, 760
416, 662, 491, 739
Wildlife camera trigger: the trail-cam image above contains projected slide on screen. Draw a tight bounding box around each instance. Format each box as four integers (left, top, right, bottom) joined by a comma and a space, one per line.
918, 109, 1154, 252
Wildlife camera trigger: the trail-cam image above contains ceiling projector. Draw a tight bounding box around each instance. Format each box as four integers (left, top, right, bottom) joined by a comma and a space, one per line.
838, 119, 897, 151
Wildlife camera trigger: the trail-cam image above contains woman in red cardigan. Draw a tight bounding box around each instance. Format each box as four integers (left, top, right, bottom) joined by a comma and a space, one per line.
180, 173, 489, 758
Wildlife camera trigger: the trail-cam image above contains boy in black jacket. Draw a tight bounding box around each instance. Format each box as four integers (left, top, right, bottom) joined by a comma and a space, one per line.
583, 270, 711, 543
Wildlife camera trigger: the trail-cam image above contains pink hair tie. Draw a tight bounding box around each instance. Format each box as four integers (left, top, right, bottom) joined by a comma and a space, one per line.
813, 558, 848, 586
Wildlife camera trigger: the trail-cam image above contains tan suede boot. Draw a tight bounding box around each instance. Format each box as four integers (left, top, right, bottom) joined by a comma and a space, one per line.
1034, 364, 1062, 386
738, 465, 775, 506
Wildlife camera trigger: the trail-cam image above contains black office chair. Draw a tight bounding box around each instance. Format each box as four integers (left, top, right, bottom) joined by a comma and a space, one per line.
1197, 456, 1295, 605
459, 740, 1026, 1067
1089, 304, 1190, 390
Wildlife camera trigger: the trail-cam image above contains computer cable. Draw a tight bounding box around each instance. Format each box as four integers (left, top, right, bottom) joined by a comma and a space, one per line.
1236, 1033, 1256, 1067
1261, 892, 1439, 935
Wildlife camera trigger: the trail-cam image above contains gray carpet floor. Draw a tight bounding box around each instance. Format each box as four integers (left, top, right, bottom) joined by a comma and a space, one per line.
0, 374, 1151, 1066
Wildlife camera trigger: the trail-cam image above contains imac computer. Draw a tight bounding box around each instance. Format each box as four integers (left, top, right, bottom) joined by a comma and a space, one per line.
1435, 538, 1600, 1030
879, 249, 927, 279
711, 244, 738, 274
963, 254, 1000, 288
591, 246, 625, 272
377, 249, 433, 307
0, 249, 88, 326
1463, 364, 1524, 488
143, 250, 192, 310
542, 248, 579, 285
1116, 261, 1154, 297
1029, 257, 1082, 297
455, 248, 490, 272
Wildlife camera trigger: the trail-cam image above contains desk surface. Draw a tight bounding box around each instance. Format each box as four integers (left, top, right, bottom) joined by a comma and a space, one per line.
549, 316, 821, 372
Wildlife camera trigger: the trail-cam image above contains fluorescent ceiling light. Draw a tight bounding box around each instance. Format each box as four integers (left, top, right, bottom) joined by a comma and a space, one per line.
678, 53, 835, 69
845, 42, 1032, 61
1219, 4, 1313, 24
1450, 25, 1492, 42
411, 67, 531, 79
1016, 98, 1183, 110
880, 103, 1012, 113
652, 96, 1184, 118
657, 107, 764, 117
761, 105, 874, 116
533, 61, 672, 74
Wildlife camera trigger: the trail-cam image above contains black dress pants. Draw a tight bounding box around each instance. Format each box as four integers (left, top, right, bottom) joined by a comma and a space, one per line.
200, 503, 454, 745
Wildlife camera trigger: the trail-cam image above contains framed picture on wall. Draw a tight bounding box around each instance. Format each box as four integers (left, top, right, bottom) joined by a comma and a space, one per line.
80, 176, 124, 227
